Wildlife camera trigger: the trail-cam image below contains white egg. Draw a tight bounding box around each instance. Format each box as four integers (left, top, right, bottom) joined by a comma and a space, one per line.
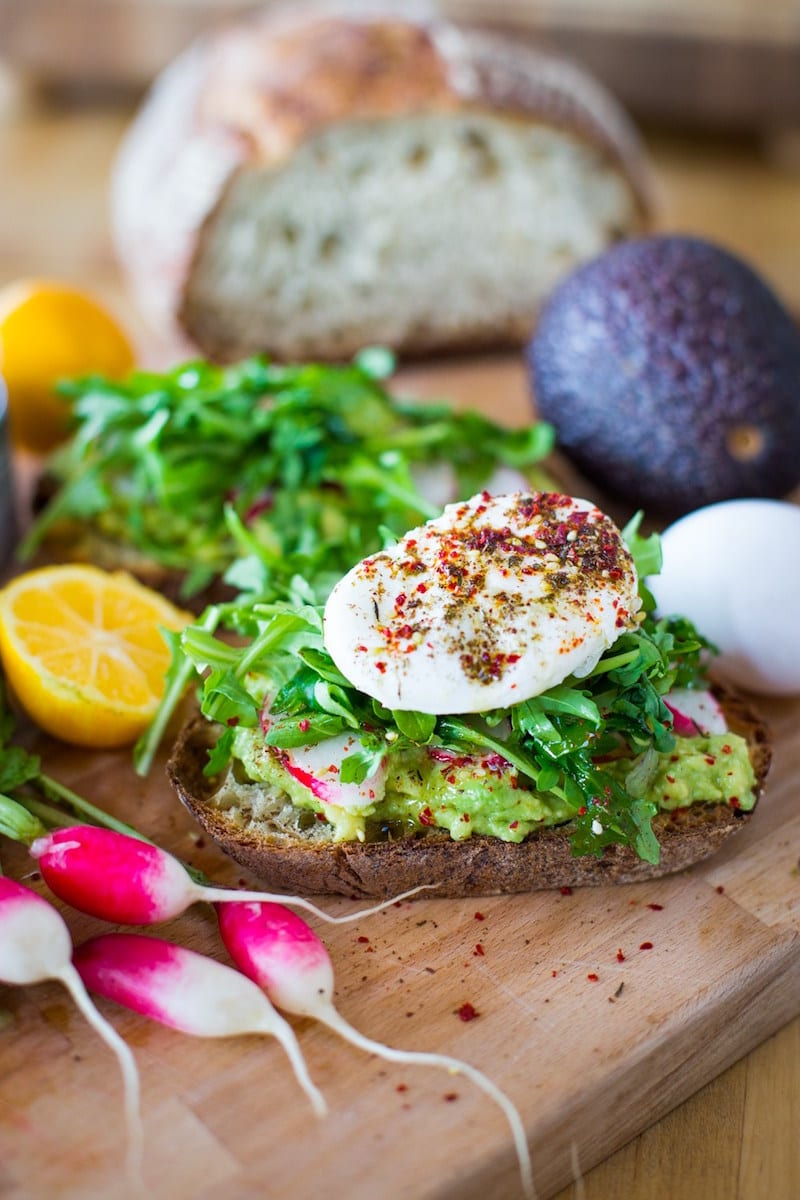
649, 499, 800, 696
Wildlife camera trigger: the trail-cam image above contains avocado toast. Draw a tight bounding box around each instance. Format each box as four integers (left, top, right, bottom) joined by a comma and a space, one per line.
167, 491, 771, 897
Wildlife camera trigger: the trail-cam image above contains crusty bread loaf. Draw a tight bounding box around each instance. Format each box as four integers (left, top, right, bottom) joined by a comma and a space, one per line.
167, 686, 771, 898
113, 1, 652, 363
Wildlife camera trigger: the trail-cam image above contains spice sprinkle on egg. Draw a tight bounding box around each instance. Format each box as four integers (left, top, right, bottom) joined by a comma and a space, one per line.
323, 492, 641, 713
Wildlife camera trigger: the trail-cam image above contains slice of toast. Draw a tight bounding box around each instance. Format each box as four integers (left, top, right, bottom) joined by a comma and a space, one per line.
167, 685, 771, 898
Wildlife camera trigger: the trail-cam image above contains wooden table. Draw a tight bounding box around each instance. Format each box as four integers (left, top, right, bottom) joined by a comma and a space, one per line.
0, 85, 798, 1200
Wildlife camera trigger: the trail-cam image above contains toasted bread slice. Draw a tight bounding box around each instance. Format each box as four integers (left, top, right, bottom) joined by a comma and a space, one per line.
167, 686, 771, 898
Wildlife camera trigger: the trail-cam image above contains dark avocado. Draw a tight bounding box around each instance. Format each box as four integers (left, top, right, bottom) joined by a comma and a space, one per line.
527, 235, 800, 514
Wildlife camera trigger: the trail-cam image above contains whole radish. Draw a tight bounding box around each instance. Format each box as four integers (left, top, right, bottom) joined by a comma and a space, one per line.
0, 878, 143, 1188
73, 932, 326, 1118
31, 826, 435, 925
217, 902, 535, 1200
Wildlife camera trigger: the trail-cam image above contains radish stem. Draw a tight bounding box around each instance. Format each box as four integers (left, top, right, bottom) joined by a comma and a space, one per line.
57, 963, 145, 1192
313, 1007, 534, 1200
200, 881, 441, 925
38, 775, 151, 843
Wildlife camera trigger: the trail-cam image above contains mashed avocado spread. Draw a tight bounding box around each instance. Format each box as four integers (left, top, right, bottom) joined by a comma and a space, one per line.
229, 725, 755, 844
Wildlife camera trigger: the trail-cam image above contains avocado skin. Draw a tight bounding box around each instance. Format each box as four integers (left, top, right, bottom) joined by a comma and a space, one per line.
528, 236, 800, 514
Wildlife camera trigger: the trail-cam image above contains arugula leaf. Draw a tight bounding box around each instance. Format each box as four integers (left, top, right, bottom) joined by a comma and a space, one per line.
622, 512, 662, 613
265, 711, 350, 748
340, 738, 387, 785
391, 710, 437, 744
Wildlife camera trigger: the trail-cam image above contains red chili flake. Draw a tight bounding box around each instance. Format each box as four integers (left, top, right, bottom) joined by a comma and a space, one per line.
474, 912, 485, 921
729, 797, 741, 809
587, 973, 599, 982
298, 719, 310, 733
716, 885, 725, 894
506, 653, 521, 664
461, 813, 470, 823
551, 970, 558, 978
457, 1002, 479, 1022
578, 806, 587, 817
396, 1084, 408, 1093
721, 744, 732, 755
560, 886, 573, 896
665, 774, 676, 784
396, 624, 413, 639
473, 944, 485, 957
508, 820, 519, 830
356, 644, 368, 652
226, 716, 239, 727
646, 903, 664, 911
616, 949, 626, 963
443, 1093, 459, 1102
357, 936, 370, 944
447, 774, 457, 785
705, 755, 716, 766
670, 755, 680, 763
419, 807, 434, 827
315, 812, 328, 823
394, 593, 407, 610
375, 661, 387, 674
639, 942, 654, 951
416, 582, 427, 593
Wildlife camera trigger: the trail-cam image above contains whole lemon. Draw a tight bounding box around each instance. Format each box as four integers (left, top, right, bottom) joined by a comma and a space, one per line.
0, 280, 134, 454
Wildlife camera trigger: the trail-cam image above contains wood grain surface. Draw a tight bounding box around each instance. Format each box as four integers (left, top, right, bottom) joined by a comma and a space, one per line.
0, 91, 799, 1200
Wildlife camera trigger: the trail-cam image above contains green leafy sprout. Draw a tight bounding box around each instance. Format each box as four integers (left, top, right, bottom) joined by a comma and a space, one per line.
21, 350, 555, 601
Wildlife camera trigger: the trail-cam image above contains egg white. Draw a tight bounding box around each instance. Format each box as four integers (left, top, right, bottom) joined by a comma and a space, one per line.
323, 491, 641, 713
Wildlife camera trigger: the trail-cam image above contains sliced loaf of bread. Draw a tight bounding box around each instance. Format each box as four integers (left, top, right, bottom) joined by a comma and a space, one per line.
113, 2, 652, 362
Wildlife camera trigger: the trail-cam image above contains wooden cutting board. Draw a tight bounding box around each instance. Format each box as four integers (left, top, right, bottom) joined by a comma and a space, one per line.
0, 359, 798, 1200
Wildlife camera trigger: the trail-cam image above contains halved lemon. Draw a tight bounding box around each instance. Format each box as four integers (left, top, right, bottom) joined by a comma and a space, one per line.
0, 280, 135, 454
0, 565, 191, 748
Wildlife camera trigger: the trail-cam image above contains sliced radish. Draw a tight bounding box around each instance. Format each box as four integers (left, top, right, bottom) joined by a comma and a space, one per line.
664, 688, 727, 736
280, 734, 387, 809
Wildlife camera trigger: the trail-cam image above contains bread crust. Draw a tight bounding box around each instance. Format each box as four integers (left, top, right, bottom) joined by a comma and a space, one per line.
167, 685, 771, 898
113, 3, 652, 360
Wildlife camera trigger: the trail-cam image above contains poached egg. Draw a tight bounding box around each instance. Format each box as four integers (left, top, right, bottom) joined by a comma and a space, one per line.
323, 491, 641, 713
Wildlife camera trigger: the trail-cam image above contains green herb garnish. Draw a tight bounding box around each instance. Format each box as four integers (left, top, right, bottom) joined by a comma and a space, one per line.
22, 351, 554, 601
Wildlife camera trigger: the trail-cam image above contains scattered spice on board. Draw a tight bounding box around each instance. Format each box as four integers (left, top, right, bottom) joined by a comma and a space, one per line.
473, 944, 485, 957
474, 912, 485, 921
457, 1002, 480, 1022
616, 949, 626, 962
639, 941, 654, 951
646, 903, 664, 911
560, 886, 573, 896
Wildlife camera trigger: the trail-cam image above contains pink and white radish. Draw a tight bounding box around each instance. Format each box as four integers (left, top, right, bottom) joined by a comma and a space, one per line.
663, 689, 727, 736
30, 826, 435, 926
277, 733, 387, 809
217, 901, 535, 1200
73, 932, 326, 1117
0, 878, 143, 1184
259, 705, 387, 810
